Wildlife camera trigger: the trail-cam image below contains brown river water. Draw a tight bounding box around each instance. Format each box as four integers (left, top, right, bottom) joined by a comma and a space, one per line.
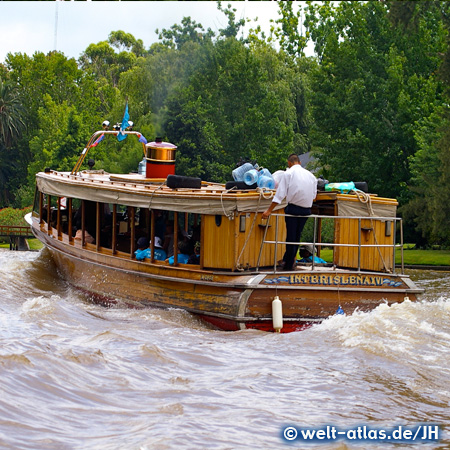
0, 249, 449, 450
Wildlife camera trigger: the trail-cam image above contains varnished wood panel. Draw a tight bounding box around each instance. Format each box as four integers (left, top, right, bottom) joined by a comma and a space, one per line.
202, 213, 286, 270
246, 288, 415, 319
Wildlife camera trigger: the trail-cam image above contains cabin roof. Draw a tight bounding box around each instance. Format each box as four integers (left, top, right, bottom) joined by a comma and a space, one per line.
36, 169, 397, 217
36, 170, 281, 215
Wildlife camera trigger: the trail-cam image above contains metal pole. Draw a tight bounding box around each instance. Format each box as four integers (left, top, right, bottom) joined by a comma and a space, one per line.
311, 216, 317, 271
358, 217, 361, 272
400, 219, 404, 273
256, 218, 270, 271
392, 219, 397, 274
274, 215, 279, 272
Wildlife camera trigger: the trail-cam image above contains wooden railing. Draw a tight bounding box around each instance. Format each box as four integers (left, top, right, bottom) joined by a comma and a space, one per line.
0, 225, 34, 238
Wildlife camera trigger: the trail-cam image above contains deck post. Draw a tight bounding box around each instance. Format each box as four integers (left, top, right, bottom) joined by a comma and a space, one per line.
150, 209, 155, 263
96, 202, 101, 252
112, 204, 117, 255
39, 192, 44, 227
146, 208, 151, 242
47, 195, 52, 236
81, 200, 86, 247
173, 212, 178, 265
57, 197, 62, 240
68, 198, 73, 244
130, 207, 136, 258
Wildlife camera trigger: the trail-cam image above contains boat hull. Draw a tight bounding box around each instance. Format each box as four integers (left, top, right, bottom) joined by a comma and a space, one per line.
31, 223, 422, 333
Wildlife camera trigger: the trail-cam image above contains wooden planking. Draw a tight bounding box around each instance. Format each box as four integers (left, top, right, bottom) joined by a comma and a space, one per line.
246, 288, 414, 319
50, 245, 243, 316
202, 212, 286, 270
236, 212, 286, 269
202, 214, 236, 269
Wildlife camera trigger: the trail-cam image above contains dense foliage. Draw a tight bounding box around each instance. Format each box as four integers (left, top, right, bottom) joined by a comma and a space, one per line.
1, 1, 449, 246
0, 206, 32, 227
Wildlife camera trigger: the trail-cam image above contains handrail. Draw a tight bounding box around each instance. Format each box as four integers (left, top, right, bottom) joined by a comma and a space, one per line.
257, 212, 404, 274
71, 130, 147, 175
0, 225, 34, 237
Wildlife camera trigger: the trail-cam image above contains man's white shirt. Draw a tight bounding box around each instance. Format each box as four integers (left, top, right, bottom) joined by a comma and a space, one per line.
273, 164, 317, 208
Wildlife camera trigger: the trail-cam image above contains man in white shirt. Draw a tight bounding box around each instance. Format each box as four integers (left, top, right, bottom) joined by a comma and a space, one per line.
262, 153, 317, 271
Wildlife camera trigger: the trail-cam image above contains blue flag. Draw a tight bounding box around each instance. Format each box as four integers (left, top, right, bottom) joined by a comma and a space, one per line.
117, 103, 130, 142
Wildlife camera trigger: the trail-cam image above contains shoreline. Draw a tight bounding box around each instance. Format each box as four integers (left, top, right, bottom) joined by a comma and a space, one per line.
398, 264, 450, 272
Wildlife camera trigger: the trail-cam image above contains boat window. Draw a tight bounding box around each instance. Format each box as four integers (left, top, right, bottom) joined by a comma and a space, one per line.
130, 210, 201, 266
43, 195, 59, 228
32, 188, 40, 215
115, 206, 134, 254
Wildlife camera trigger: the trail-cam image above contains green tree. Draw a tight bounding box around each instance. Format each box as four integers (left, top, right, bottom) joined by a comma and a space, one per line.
162, 36, 306, 181
303, 1, 446, 203
216, 1, 246, 39
0, 78, 25, 148
28, 95, 88, 178
5, 51, 109, 206
156, 17, 214, 50
272, 1, 308, 58
6, 51, 84, 128
400, 1, 450, 246
108, 30, 146, 57
79, 32, 142, 87
0, 78, 26, 206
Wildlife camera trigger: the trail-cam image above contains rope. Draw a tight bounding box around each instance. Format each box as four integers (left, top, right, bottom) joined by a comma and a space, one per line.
258, 187, 275, 200
148, 181, 166, 211
235, 189, 267, 271
220, 186, 237, 220
353, 189, 375, 216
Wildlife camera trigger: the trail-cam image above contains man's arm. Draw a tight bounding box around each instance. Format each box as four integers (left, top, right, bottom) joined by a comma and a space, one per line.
262, 201, 278, 220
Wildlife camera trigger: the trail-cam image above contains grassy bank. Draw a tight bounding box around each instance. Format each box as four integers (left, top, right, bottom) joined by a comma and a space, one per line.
27, 239, 44, 251
0, 239, 43, 251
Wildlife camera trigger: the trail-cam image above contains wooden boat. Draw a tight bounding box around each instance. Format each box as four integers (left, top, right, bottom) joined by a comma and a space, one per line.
27, 129, 423, 332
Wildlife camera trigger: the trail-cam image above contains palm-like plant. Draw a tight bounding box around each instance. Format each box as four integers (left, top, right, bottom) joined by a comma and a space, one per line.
0, 78, 25, 148
0, 78, 26, 206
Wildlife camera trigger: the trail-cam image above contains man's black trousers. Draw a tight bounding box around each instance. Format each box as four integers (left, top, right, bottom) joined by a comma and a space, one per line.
283, 204, 311, 271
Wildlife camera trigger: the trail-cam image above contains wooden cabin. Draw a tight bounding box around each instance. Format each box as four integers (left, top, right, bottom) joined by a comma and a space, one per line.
313, 192, 398, 272
33, 167, 399, 275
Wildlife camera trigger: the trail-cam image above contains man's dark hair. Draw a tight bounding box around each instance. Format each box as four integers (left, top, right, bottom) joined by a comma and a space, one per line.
288, 153, 299, 164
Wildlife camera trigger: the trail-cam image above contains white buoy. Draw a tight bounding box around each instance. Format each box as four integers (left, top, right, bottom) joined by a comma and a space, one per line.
272, 296, 283, 332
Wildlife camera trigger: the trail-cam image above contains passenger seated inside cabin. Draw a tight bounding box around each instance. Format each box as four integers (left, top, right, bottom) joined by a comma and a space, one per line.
73, 201, 97, 238
164, 220, 189, 258
163, 221, 175, 258
135, 236, 167, 261
185, 224, 200, 256
74, 228, 95, 244
187, 241, 200, 265
167, 240, 190, 265
154, 209, 166, 241
297, 245, 327, 264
